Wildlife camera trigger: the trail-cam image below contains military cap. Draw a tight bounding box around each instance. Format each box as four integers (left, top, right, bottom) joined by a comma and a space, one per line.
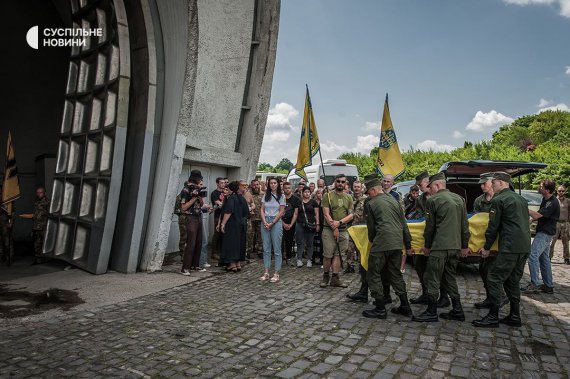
188, 169, 203, 181
427, 172, 446, 185
363, 173, 378, 181
415, 171, 429, 185
364, 178, 382, 194
478, 172, 494, 184
492, 171, 511, 183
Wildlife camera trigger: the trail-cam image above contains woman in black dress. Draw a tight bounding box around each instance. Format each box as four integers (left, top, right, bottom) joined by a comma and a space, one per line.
218, 181, 246, 272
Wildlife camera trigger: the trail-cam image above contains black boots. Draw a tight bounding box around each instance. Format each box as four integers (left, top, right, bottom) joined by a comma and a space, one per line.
346, 283, 369, 303
440, 298, 465, 321
383, 287, 393, 304
436, 289, 451, 308
500, 302, 522, 327
391, 294, 413, 317
362, 298, 387, 319
412, 302, 438, 322
410, 282, 428, 304
472, 305, 500, 328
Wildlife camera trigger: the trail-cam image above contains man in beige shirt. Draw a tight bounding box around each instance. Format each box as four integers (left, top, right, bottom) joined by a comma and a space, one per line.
550, 184, 569, 264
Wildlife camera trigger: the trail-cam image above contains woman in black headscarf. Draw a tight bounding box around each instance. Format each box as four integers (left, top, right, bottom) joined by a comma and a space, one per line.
217, 181, 247, 272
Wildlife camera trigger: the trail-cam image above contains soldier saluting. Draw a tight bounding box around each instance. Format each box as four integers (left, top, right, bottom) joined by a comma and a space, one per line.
472, 172, 531, 328
412, 172, 470, 323
19, 187, 50, 264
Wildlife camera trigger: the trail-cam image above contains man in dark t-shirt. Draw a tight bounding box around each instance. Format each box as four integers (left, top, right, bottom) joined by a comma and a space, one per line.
522, 179, 560, 294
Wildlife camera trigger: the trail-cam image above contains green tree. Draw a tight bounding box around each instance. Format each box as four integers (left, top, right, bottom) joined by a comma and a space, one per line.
275, 158, 294, 173
257, 162, 274, 172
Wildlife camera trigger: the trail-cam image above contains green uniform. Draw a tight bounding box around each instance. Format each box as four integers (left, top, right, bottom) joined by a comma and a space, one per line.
474, 193, 497, 296
174, 194, 187, 256
412, 192, 429, 294
483, 188, 531, 306
423, 189, 470, 303
473, 193, 493, 213
365, 193, 412, 300
32, 197, 50, 257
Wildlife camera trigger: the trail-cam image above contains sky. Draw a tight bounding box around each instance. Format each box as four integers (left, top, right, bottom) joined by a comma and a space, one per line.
259, 0, 570, 165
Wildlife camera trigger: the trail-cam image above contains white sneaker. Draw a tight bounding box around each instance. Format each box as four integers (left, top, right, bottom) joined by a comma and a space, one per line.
203, 263, 211, 268
296, 259, 303, 267
306, 261, 312, 268
180, 269, 191, 276
197, 267, 207, 272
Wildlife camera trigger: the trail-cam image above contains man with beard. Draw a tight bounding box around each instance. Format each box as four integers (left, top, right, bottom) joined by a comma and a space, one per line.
321, 174, 354, 288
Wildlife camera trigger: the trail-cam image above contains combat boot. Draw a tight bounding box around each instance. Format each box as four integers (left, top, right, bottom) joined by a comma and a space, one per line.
410, 293, 428, 305
329, 274, 348, 288
472, 305, 499, 328
320, 272, 330, 288
500, 302, 522, 327
391, 293, 413, 317
343, 264, 355, 274
437, 289, 451, 308
412, 302, 438, 322
440, 298, 465, 321
346, 282, 368, 303
362, 298, 387, 319
474, 288, 492, 309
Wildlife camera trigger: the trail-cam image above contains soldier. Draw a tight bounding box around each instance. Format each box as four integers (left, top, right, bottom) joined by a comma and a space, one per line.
321, 174, 354, 288
361, 177, 414, 319
472, 172, 531, 327
549, 184, 569, 263
473, 173, 508, 309
409, 171, 450, 308
0, 186, 11, 264
344, 180, 366, 274
174, 188, 187, 257
412, 172, 470, 323
246, 179, 263, 259
346, 173, 394, 305
32, 187, 50, 264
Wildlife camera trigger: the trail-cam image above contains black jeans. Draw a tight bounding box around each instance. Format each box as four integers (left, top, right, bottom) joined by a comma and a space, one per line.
282, 222, 296, 260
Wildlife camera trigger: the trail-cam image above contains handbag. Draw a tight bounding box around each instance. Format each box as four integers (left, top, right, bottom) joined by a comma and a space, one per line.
302, 201, 317, 233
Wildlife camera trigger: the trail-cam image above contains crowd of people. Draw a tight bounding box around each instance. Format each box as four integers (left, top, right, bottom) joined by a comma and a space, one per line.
175, 168, 569, 327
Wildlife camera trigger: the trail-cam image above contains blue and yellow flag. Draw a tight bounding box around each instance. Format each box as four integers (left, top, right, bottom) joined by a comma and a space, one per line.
376, 94, 405, 179
2, 131, 20, 215
294, 86, 320, 180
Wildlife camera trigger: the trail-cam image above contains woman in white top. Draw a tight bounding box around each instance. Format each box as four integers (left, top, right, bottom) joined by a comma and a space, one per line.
260, 177, 286, 283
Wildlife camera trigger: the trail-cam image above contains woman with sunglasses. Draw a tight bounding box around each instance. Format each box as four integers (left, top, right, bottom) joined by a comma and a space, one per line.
260, 177, 286, 283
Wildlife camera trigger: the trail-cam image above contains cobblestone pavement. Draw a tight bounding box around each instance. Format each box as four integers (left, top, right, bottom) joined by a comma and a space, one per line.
2, 244, 570, 379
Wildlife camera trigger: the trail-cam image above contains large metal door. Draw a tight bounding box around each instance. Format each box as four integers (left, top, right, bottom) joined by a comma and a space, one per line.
43, 0, 131, 274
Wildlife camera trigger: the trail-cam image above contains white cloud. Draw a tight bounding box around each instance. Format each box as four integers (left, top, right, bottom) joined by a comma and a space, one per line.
465, 110, 514, 132
452, 130, 465, 139
363, 121, 380, 131
259, 103, 300, 165
565, 66, 570, 75
503, 0, 570, 18
538, 98, 551, 107
356, 135, 380, 152
416, 140, 456, 153
538, 103, 570, 112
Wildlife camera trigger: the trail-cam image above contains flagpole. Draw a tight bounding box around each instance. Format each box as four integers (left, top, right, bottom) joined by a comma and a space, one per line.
306, 84, 327, 187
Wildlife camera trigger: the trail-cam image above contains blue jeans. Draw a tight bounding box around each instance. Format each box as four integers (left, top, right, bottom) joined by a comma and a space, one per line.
261, 216, 282, 272
199, 215, 209, 266
529, 232, 554, 287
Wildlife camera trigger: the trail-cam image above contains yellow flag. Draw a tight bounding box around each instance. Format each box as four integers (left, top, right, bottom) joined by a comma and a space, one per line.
2, 131, 21, 212
294, 86, 320, 180
376, 94, 405, 179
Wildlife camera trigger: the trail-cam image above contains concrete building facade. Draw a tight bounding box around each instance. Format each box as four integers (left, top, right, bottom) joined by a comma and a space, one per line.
1, 0, 280, 274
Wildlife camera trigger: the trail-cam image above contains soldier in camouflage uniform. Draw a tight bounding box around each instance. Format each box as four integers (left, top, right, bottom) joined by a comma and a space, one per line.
32, 187, 50, 264
246, 179, 263, 259
174, 192, 188, 257
344, 181, 367, 273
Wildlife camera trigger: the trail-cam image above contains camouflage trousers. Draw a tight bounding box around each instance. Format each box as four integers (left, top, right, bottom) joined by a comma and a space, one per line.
346, 237, 358, 265
33, 229, 46, 257
247, 220, 263, 257
178, 222, 187, 257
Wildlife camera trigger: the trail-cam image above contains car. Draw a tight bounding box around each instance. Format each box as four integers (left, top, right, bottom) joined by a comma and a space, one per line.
520, 190, 542, 235
286, 159, 359, 187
